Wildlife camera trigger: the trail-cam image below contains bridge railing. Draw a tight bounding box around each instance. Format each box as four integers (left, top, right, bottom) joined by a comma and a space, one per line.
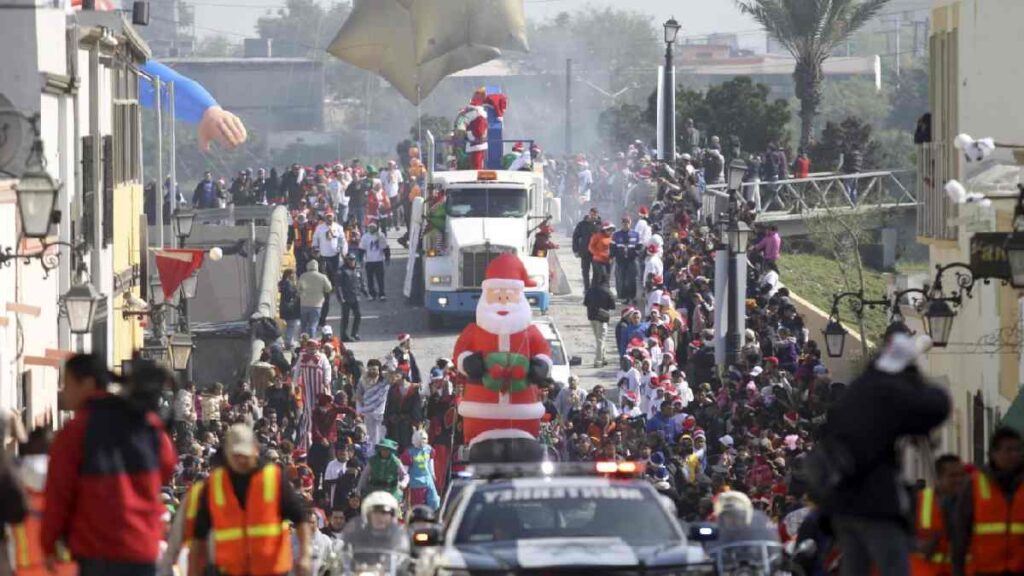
190, 204, 278, 224
704, 170, 917, 219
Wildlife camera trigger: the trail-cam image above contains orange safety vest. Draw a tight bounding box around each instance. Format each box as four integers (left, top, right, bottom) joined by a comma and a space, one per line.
182, 480, 208, 572
10, 488, 75, 576
910, 487, 952, 576
968, 471, 1024, 575
208, 464, 292, 576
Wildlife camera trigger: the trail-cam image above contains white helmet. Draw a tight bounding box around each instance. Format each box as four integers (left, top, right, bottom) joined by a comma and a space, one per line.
714, 490, 753, 525
361, 491, 399, 520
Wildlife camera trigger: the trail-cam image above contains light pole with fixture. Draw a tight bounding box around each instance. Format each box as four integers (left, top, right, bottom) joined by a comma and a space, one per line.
717, 165, 751, 367
60, 270, 103, 335
661, 17, 681, 162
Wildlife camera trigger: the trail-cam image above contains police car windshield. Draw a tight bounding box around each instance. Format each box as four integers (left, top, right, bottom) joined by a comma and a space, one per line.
455, 484, 678, 545
447, 188, 528, 218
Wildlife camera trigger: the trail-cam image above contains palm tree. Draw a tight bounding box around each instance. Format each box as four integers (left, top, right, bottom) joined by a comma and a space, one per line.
737, 0, 889, 147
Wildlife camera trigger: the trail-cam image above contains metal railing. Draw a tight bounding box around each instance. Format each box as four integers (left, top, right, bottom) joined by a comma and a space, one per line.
191, 204, 278, 224
916, 142, 959, 241
705, 169, 917, 216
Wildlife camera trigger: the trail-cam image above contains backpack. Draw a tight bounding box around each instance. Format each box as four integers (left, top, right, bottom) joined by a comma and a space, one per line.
802, 436, 857, 509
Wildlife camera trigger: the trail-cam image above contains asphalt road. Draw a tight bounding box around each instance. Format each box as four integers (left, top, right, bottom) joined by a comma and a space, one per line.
328, 223, 621, 391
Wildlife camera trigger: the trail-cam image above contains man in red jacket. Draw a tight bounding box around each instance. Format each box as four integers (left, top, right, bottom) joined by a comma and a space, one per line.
42, 354, 176, 576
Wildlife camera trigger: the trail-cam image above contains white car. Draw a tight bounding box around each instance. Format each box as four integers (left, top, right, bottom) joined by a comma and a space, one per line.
531, 317, 581, 387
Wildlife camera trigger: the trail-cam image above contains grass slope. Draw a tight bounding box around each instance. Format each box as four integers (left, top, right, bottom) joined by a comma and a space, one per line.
777, 252, 891, 344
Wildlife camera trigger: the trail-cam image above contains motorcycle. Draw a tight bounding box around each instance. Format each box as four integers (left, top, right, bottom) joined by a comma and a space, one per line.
319, 540, 412, 576
706, 541, 805, 576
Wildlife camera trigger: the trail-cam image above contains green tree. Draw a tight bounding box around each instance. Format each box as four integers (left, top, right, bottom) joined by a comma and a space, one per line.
642, 77, 789, 153
808, 116, 880, 170
737, 0, 890, 147
410, 114, 452, 143
599, 104, 653, 151
703, 77, 791, 152
817, 77, 890, 129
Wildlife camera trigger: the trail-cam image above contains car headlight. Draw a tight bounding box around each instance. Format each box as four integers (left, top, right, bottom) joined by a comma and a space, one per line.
430, 275, 452, 285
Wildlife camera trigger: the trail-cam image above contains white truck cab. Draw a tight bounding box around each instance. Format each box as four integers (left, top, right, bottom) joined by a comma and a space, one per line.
405, 169, 556, 326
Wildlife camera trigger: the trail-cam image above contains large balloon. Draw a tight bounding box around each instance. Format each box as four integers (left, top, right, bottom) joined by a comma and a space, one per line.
410, 0, 529, 65
452, 254, 551, 463
326, 0, 527, 105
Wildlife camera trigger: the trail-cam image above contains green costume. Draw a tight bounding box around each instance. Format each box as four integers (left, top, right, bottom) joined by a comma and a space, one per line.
365, 439, 403, 501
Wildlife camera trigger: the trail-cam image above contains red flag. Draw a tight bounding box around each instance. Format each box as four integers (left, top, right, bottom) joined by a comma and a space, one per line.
153, 249, 205, 301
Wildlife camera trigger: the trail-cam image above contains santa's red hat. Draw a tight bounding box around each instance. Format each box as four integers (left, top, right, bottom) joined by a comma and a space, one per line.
482, 252, 536, 290
512, 141, 524, 152
397, 333, 411, 343
638, 206, 649, 216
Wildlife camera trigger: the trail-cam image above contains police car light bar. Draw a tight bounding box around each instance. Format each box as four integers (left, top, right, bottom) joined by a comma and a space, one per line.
465, 461, 646, 480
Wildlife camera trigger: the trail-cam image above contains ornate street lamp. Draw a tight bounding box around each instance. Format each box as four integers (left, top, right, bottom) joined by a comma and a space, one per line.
169, 332, 193, 372
60, 278, 102, 334
663, 17, 681, 44
180, 270, 199, 300
823, 318, 848, 358
923, 298, 956, 348
728, 159, 747, 194
173, 208, 195, 240
16, 139, 61, 239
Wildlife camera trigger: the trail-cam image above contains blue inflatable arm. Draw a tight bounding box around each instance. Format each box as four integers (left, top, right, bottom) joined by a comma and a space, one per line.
139, 60, 218, 125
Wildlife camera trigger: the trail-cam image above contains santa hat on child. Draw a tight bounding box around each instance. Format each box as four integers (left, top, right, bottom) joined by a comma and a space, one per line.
481, 253, 536, 291
397, 333, 411, 344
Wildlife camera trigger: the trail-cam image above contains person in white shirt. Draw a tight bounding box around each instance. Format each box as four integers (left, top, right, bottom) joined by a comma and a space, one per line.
313, 212, 348, 261
327, 175, 346, 222
358, 222, 390, 300
322, 443, 352, 504
381, 160, 404, 204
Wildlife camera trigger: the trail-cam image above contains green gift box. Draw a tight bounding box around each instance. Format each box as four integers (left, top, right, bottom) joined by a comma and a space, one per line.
482, 352, 530, 393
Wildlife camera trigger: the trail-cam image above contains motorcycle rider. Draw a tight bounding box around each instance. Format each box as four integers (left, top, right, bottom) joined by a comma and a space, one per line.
706, 490, 781, 571
341, 491, 410, 568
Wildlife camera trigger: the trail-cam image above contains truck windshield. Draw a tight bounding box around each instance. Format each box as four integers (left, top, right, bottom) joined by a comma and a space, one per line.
447, 188, 528, 218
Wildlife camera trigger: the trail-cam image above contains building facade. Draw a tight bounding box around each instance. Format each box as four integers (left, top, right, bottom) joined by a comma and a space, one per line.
0, 4, 148, 435
915, 0, 1024, 465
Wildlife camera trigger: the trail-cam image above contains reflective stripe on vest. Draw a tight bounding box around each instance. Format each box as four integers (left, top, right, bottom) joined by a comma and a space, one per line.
208, 464, 292, 575
969, 471, 1024, 574
11, 488, 72, 570
920, 487, 935, 530
183, 479, 205, 544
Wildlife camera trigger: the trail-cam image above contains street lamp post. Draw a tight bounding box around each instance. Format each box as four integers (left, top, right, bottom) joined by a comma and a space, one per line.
718, 188, 750, 367
661, 17, 681, 162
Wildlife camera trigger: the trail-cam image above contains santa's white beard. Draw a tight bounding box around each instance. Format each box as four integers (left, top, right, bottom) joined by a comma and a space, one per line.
476, 295, 532, 335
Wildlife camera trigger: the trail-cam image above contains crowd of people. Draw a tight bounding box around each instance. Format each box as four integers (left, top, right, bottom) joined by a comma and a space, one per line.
4, 133, 1023, 576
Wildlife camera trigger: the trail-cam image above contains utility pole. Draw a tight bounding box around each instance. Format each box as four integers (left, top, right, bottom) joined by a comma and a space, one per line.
168, 81, 177, 220
564, 58, 572, 154
153, 76, 164, 249
894, 14, 902, 79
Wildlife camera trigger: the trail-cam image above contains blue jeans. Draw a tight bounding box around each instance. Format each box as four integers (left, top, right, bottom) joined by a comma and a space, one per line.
350, 205, 366, 231
285, 318, 301, 347
300, 306, 321, 339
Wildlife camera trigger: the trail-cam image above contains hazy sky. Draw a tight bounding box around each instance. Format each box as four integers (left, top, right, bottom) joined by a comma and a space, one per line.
191, 0, 763, 47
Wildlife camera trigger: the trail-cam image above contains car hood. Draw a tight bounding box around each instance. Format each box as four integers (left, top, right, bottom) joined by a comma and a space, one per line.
448, 218, 527, 253
445, 538, 700, 570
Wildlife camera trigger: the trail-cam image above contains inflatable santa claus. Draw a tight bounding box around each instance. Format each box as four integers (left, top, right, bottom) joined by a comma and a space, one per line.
453, 253, 552, 463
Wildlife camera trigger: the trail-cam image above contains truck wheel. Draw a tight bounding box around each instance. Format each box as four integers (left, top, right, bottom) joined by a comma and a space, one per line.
427, 312, 444, 329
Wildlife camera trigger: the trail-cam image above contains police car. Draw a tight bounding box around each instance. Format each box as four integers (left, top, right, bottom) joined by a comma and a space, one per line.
412, 462, 713, 575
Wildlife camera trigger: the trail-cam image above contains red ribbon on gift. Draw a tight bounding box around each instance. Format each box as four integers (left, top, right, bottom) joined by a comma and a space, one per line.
487, 363, 527, 393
